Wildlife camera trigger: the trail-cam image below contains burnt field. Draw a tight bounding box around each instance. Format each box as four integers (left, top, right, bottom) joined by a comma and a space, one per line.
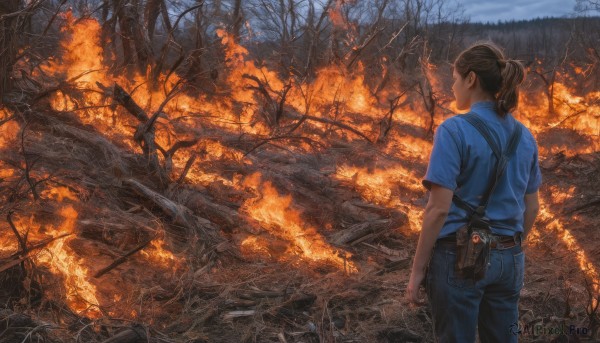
0, 1, 599, 342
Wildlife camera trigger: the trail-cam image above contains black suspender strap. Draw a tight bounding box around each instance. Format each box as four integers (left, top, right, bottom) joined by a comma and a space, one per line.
452, 112, 523, 220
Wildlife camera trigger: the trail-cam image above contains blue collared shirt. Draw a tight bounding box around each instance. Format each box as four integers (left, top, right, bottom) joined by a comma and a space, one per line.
423, 101, 542, 237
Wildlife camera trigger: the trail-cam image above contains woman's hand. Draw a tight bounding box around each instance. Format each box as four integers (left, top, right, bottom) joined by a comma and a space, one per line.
406, 268, 426, 305
406, 184, 453, 306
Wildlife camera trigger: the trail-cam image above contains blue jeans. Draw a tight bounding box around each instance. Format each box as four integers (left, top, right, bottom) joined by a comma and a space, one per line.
426, 241, 524, 343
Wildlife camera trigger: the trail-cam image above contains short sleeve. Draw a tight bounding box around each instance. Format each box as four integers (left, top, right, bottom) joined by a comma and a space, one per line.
526, 145, 542, 194
422, 123, 462, 191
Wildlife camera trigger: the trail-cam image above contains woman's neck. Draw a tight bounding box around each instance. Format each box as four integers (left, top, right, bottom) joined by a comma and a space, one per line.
469, 91, 494, 107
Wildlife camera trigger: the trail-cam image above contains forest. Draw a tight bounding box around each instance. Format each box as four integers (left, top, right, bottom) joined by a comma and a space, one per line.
0, 0, 599, 342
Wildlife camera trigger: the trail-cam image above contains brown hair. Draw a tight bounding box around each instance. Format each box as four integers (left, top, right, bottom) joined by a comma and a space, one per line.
454, 42, 525, 116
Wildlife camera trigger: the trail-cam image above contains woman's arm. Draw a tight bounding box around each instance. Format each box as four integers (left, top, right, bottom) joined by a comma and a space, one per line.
406, 184, 453, 304
523, 191, 540, 239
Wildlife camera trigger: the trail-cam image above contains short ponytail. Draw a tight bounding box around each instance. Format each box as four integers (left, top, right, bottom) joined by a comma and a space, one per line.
454, 42, 526, 117
496, 59, 525, 116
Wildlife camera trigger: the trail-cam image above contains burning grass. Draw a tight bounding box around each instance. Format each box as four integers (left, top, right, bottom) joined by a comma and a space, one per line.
0, 11, 599, 343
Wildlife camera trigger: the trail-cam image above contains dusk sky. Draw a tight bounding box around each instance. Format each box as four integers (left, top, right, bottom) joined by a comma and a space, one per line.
459, 0, 579, 23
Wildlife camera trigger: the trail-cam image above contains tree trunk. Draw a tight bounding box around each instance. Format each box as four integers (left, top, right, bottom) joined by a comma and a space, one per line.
144, 0, 161, 41
117, 0, 153, 75
0, 0, 22, 98
232, 0, 243, 43
185, 1, 206, 86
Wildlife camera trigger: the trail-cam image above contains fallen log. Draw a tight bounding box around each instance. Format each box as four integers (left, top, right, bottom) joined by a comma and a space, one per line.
123, 178, 217, 232
167, 185, 240, 229
340, 201, 383, 222
330, 219, 395, 245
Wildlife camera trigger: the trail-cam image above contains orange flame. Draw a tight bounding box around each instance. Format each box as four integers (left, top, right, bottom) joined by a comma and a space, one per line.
140, 236, 182, 270
529, 198, 599, 307
335, 165, 424, 232
9, 187, 102, 318
242, 173, 357, 273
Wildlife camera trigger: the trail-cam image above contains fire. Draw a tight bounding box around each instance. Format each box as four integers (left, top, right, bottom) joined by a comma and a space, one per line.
336, 164, 423, 197
57, 13, 107, 83
335, 164, 425, 232
0, 116, 19, 179
15, 10, 600, 326
0, 115, 18, 146
518, 74, 600, 156
140, 236, 182, 270
529, 198, 599, 307
41, 186, 79, 202
7, 187, 101, 318
385, 132, 433, 162
242, 173, 357, 273
240, 236, 273, 258
22, 204, 101, 318
329, 0, 347, 29
289, 63, 377, 118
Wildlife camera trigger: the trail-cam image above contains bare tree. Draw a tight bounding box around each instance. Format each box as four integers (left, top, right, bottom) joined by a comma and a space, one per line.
185, 0, 208, 86
575, 0, 600, 11
0, 0, 24, 97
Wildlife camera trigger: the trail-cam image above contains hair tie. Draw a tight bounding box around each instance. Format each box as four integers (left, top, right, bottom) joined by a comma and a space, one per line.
497, 59, 507, 69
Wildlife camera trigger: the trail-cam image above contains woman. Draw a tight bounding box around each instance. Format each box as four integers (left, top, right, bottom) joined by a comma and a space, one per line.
406, 43, 542, 342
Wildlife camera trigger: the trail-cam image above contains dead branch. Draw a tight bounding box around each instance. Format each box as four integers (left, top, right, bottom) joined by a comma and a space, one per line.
346, 27, 385, 69
152, 3, 203, 86
20, 120, 39, 200
0, 233, 72, 273
564, 197, 600, 214
377, 89, 410, 142
168, 185, 241, 229
243, 73, 277, 126
110, 83, 165, 181
123, 178, 217, 232
176, 153, 197, 184
286, 112, 373, 143
163, 139, 199, 174
94, 235, 157, 278
41, 0, 68, 36
552, 109, 588, 128
111, 83, 149, 122
7, 211, 26, 253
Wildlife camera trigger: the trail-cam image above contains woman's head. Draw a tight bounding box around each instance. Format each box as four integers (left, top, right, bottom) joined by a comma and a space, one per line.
453, 42, 525, 116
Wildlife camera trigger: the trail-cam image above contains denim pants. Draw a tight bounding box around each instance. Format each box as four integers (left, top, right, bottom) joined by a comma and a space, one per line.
426, 241, 524, 343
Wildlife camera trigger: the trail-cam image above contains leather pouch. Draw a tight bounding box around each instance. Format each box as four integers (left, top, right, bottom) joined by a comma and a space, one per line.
455, 220, 492, 280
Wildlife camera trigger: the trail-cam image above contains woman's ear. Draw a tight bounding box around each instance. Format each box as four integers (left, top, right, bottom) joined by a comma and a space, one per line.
467, 71, 477, 88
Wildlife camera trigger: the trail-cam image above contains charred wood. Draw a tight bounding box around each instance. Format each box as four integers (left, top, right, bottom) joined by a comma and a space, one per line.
110, 83, 166, 182
330, 219, 398, 246
167, 185, 240, 230
123, 178, 217, 233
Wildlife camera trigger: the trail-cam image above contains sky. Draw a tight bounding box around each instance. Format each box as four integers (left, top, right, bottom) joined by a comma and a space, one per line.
459, 0, 579, 23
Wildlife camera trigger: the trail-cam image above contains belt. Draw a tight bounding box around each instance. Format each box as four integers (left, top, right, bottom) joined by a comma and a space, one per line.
437, 233, 521, 249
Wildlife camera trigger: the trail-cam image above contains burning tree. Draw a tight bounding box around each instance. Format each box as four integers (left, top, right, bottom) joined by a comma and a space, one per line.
0, 1, 599, 342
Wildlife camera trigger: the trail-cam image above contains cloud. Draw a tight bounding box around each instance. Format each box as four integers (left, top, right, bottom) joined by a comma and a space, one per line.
460, 0, 577, 23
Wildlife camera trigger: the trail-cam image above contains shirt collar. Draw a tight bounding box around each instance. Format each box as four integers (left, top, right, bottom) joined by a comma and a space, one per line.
470, 101, 499, 120
470, 101, 495, 112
